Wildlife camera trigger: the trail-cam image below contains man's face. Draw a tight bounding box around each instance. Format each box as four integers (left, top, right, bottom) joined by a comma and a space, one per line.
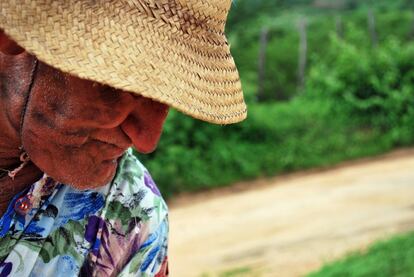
0, 30, 169, 188
19, 59, 170, 188
21, 60, 169, 189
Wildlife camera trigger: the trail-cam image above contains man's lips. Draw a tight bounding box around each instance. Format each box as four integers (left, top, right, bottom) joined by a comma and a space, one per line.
89, 138, 130, 161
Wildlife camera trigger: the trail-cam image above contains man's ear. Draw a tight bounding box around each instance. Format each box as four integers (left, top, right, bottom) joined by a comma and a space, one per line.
0, 29, 25, 55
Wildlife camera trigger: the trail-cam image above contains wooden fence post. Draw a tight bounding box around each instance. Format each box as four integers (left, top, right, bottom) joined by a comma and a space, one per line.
257, 27, 269, 102
298, 18, 308, 91
336, 16, 344, 39
368, 8, 378, 47
410, 16, 414, 40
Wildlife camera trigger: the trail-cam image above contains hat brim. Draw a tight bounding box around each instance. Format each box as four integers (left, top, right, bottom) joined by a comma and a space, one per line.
0, 1, 247, 124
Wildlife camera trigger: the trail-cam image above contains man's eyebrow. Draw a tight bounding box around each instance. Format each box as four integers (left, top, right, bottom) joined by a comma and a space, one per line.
49, 71, 67, 87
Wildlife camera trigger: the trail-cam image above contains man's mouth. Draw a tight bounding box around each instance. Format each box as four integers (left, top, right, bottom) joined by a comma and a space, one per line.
90, 139, 129, 160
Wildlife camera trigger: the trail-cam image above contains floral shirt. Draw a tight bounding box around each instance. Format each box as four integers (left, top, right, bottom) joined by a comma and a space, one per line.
0, 149, 169, 277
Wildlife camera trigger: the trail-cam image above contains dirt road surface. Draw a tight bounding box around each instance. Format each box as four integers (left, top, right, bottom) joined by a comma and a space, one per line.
168, 150, 414, 277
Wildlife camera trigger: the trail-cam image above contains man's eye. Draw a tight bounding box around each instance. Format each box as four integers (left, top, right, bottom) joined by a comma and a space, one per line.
98, 86, 122, 104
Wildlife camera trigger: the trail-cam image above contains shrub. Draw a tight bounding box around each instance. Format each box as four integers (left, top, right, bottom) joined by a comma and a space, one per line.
138, 97, 392, 198
306, 35, 414, 145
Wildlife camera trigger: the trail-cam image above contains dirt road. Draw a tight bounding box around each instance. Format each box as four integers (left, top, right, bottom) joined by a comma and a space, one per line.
168, 150, 414, 277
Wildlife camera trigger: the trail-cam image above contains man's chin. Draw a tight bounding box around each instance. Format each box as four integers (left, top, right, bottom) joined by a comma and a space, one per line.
53, 160, 118, 190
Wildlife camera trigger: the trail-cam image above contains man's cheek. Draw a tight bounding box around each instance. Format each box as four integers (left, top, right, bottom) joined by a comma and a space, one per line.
23, 134, 56, 172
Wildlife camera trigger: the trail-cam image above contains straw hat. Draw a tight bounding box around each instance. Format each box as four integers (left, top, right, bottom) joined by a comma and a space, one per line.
0, 0, 247, 124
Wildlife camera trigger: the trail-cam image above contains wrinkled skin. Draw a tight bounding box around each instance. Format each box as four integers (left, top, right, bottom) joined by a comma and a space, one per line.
0, 30, 169, 214
23, 61, 169, 188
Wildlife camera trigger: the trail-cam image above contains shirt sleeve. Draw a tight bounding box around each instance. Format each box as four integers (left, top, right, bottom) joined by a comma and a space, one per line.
119, 217, 169, 277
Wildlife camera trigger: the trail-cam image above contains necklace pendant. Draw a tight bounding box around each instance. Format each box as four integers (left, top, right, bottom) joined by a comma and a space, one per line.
14, 195, 33, 215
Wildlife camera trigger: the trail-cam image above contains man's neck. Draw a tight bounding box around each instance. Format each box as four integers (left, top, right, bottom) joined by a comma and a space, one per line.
0, 52, 42, 216
0, 162, 43, 216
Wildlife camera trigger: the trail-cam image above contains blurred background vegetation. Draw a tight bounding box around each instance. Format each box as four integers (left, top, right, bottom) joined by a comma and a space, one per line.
136, 0, 414, 199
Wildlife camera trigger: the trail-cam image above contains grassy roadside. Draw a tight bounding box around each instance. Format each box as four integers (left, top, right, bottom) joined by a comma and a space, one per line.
307, 231, 414, 277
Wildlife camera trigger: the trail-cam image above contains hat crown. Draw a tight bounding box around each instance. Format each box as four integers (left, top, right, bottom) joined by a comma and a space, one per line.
175, 0, 232, 20
131, 0, 232, 35
0, 0, 246, 124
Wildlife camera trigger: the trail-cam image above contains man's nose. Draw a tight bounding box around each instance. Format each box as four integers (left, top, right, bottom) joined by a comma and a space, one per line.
120, 97, 169, 154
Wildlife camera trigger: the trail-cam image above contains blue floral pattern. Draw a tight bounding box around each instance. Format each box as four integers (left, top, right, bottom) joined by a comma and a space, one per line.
0, 149, 169, 277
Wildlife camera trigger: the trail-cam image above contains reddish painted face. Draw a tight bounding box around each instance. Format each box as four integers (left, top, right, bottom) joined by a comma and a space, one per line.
20, 60, 169, 189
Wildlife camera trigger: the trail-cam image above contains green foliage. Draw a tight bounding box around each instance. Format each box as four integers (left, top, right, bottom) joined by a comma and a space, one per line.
138, 97, 394, 198
307, 231, 414, 277
228, 2, 414, 102
135, 3, 414, 199
306, 36, 414, 145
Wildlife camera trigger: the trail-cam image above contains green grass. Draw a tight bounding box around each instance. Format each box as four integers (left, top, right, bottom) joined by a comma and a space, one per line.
219, 267, 254, 277
307, 231, 414, 277
200, 266, 255, 277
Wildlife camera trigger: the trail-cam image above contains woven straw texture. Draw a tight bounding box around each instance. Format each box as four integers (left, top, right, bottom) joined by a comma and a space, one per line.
0, 0, 247, 124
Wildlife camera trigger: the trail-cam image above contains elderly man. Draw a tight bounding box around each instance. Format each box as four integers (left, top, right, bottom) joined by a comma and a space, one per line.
0, 1, 246, 276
